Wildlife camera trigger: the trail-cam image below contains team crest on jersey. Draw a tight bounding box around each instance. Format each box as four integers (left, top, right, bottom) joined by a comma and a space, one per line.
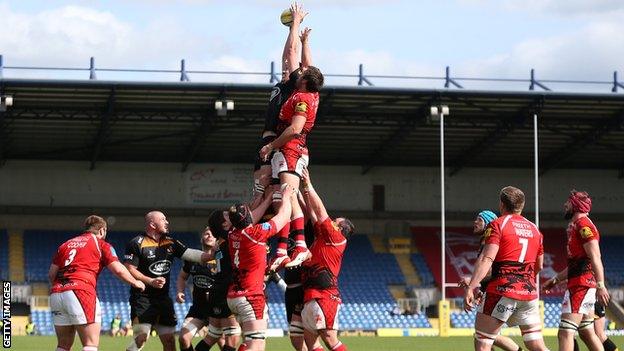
483, 228, 492, 238
147, 249, 155, 259
149, 260, 171, 275
580, 226, 594, 239
295, 102, 308, 113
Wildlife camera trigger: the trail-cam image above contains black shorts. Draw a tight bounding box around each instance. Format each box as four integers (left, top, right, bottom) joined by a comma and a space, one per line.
130, 294, 176, 327
285, 285, 304, 323
253, 135, 277, 171
595, 302, 606, 318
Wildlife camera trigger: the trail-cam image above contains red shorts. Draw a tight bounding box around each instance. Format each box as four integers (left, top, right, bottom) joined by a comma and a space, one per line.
271, 148, 309, 179
50, 289, 101, 325
227, 294, 268, 323
562, 286, 596, 315
301, 296, 341, 331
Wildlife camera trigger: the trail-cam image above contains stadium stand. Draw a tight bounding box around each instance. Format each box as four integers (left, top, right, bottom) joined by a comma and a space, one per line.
410, 253, 435, 287
0, 229, 7, 280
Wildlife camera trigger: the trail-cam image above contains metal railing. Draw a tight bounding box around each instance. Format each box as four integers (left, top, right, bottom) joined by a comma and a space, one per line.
1, 55, 624, 93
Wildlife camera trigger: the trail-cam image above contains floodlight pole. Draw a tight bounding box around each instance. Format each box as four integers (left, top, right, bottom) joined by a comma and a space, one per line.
432, 105, 450, 301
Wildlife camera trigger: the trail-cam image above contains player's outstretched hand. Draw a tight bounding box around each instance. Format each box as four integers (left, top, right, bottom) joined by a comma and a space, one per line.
176, 292, 185, 303
281, 183, 294, 199
291, 2, 308, 25
150, 277, 166, 289
463, 288, 475, 312
132, 280, 146, 292
300, 27, 311, 43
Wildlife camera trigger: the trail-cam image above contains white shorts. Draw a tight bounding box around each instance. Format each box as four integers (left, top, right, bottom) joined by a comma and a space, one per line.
562, 287, 596, 315
50, 290, 101, 326
478, 293, 540, 327
227, 295, 268, 324
271, 150, 309, 179
301, 298, 341, 331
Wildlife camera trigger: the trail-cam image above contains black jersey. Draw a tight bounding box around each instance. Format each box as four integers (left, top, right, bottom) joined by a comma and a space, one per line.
264, 70, 299, 133
284, 220, 316, 286
182, 240, 232, 302
124, 233, 188, 297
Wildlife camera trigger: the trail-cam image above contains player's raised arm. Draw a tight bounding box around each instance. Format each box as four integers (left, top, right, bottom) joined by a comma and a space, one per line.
301, 167, 328, 223
282, 2, 307, 78
300, 27, 313, 68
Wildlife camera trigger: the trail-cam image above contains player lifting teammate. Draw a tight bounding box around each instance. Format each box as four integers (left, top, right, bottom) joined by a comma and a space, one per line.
463, 186, 549, 351
124, 211, 214, 351
49, 215, 145, 351
176, 226, 240, 351
543, 190, 610, 351
299, 167, 354, 351
226, 185, 294, 351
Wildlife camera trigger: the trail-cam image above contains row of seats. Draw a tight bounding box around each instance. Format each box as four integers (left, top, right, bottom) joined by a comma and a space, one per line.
410, 253, 435, 287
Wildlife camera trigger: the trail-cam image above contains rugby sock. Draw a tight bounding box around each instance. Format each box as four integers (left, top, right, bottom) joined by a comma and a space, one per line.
276, 221, 290, 255
237, 344, 247, 351
573, 339, 580, 351
292, 216, 306, 248
331, 341, 347, 351
195, 339, 211, 351
604, 338, 619, 351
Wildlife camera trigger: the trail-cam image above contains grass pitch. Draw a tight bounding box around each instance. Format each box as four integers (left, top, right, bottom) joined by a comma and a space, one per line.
10, 335, 624, 350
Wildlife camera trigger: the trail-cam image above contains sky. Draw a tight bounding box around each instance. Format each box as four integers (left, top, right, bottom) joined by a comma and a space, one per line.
1, 0, 624, 91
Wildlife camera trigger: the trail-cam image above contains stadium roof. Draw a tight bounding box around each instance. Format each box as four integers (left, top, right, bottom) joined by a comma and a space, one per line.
1, 78, 624, 176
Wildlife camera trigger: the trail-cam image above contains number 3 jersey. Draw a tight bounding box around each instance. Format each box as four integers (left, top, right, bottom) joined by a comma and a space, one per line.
483, 214, 544, 300
50, 232, 119, 294
183, 239, 232, 300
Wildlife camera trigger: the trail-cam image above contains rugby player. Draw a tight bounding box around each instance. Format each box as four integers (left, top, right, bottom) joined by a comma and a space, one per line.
176, 226, 240, 351
463, 186, 549, 351
124, 211, 214, 351
459, 210, 524, 351
226, 184, 295, 351
543, 190, 610, 351
48, 215, 145, 351
299, 167, 354, 351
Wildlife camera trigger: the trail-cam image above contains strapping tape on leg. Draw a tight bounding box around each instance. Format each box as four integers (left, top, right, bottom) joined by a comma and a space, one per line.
474, 330, 497, 345
521, 327, 543, 341
253, 180, 265, 195
559, 319, 579, 333
289, 321, 305, 336
223, 326, 241, 337
244, 330, 266, 341
181, 319, 200, 335
272, 191, 283, 203
579, 319, 594, 330
207, 325, 223, 338
132, 323, 151, 337
155, 325, 175, 336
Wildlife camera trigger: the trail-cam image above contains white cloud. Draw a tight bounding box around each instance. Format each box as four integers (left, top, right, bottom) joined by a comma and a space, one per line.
459, 0, 624, 17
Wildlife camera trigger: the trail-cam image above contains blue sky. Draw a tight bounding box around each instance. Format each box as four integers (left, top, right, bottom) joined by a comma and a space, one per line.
1, 0, 623, 90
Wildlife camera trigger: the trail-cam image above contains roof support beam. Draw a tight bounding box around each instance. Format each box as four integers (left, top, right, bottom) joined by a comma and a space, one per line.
90, 90, 115, 170
448, 99, 543, 176
540, 110, 624, 176
360, 104, 431, 175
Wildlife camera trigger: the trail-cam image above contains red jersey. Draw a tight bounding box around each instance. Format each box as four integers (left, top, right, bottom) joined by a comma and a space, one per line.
277, 90, 319, 153
566, 216, 599, 288
50, 232, 119, 294
227, 220, 277, 298
484, 214, 543, 301
302, 218, 347, 302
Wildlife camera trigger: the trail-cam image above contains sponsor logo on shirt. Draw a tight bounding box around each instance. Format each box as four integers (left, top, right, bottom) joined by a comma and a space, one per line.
295, 102, 308, 113
580, 226, 594, 239
483, 228, 492, 238
261, 222, 272, 231
124, 254, 133, 261
148, 260, 171, 275
192, 275, 214, 289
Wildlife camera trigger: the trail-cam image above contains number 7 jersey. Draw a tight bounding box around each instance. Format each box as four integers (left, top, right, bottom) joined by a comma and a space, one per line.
483, 214, 544, 301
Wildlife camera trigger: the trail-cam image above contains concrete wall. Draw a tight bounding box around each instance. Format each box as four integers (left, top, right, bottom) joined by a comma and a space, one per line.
0, 160, 622, 234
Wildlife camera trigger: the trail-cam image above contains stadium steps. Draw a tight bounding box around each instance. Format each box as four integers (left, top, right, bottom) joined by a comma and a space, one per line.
8, 229, 25, 282
368, 234, 388, 253
394, 253, 421, 286
388, 285, 407, 299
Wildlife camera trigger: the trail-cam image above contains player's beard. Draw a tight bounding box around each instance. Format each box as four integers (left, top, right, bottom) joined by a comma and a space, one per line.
564, 210, 574, 220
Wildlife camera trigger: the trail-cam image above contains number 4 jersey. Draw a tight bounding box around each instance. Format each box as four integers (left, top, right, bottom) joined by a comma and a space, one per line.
483, 214, 544, 301
50, 232, 119, 293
